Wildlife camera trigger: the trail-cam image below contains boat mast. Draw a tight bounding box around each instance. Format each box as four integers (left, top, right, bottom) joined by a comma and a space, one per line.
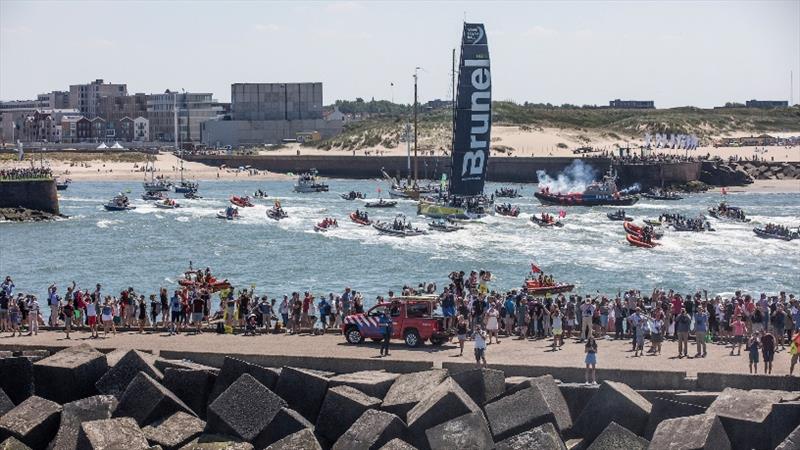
413, 68, 419, 187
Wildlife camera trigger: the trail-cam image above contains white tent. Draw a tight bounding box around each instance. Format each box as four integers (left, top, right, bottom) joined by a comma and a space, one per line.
96, 142, 108, 149
111, 141, 124, 149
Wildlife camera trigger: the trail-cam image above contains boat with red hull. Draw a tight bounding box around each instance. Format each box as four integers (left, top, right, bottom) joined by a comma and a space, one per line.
535, 167, 639, 207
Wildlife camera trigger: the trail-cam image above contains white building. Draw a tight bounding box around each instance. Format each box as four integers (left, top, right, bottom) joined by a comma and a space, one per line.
133, 116, 149, 141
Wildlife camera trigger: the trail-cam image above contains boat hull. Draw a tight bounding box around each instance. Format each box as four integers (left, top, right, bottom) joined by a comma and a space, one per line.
417, 201, 468, 219
753, 228, 796, 241
524, 283, 575, 295
534, 192, 639, 207
626, 233, 658, 248
349, 212, 371, 226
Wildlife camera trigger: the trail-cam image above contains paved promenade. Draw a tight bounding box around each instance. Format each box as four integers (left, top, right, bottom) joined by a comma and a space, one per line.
0, 328, 794, 377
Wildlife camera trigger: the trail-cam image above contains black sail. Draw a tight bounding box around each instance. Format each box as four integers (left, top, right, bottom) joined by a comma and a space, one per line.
450, 23, 491, 196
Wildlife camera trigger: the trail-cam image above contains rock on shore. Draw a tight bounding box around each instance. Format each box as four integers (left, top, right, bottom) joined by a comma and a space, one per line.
0, 207, 65, 222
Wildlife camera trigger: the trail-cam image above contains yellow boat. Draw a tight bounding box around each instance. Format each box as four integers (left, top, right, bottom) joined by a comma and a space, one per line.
417, 200, 467, 219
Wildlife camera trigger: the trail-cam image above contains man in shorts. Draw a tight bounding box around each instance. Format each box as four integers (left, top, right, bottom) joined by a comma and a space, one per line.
191, 294, 205, 334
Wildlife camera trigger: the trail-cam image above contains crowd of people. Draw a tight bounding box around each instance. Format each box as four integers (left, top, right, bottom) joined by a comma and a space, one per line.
0, 167, 52, 181
3, 270, 800, 379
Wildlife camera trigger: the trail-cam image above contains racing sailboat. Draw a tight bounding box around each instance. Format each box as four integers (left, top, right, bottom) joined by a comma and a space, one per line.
418, 22, 493, 219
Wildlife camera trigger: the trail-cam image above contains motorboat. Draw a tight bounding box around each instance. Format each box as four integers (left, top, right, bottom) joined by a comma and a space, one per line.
103, 194, 135, 211
293, 170, 329, 193
428, 218, 464, 232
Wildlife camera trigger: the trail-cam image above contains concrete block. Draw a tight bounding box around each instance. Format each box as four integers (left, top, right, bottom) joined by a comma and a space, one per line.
644, 397, 706, 439
209, 357, 280, 403
0, 358, 33, 405
206, 373, 286, 449
377, 439, 416, 450
143, 412, 206, 450
496, 423, 566, 450
406, 378, 481, 446
586, 422, 648, 450
261, 407, 312, 445
0, 437, 31, 450
114, 372, 196, 426
316, 385, 382, 446
274, 366, 329, 423
154, 359, 219, 376
0, 396, 61, 449
504, 376, 533, 392
707, 387, 783, 450
177, 434, 253, 450
673, 391, 718, 408
77, 417, 149, 450
103, 349, 129, 368
333, 409, 408, 450
484, 385, 558, 441
329, 371, 400, 399
265, 429, 322, 450
163, 368, 216, 419
381, 370, 448, 420
649, 413, 731, 450
20, 350, 49, 362
508, 375, 572, 432
776, 424, 800, 450
558, 382, 599, 424
572, 381, 651, 443
51, 395, 118, 450
770, 401, 800, 450
34, 344, 108, 404
424, 411, 493, 450
0, 390, 13, 417
635, 389, 688, 404
95, 350, 163, 398
450, 367, 505, 405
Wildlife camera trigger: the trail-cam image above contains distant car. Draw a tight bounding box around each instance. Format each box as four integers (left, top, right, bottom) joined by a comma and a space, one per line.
342, 296, 452, 347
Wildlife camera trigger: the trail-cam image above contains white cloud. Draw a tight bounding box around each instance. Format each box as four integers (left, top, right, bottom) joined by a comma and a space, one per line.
1, 25, 32, 34
254, 23, 281, 33
85, 38, 115, 49
522, 26, 557, 38
325, 1, 361, 13
574, 29, 594, 39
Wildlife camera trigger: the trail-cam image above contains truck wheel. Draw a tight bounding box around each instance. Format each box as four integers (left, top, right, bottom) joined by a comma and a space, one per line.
345, 326, 364, 344
404, 329, 421, 347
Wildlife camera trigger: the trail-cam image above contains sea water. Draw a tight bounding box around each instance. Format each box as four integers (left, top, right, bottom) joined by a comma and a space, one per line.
1, 179, 798, 302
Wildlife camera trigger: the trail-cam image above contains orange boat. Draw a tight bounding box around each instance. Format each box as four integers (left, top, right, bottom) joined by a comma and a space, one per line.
349, 212, 371, 226
177, 270, 232, 292
626, 233, 659, 249
623, 221, 664, 240
524, 280, 575, 295
230, 196, 254, 207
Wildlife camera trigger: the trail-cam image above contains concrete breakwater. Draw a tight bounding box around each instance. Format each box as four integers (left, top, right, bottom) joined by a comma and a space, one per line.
0, 344, 797, 450
0, 179, 59, 214
185, 154, 702, 188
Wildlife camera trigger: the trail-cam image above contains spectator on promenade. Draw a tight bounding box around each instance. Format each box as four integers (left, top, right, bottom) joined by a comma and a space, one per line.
474, 324, 487, 367
694, 306, 709, 358
485, 303, 500, 344
87, 295, 99, 338
585, 335, 598, 385
580, 298, 595, 342
0, 291, 9, 332
731, 315, 747, 355
101, 298, 115, 337
675, 308, 691, 358
456, 315, 468, 356
552, 308, 564, 350
649, 315, 664, 355
761, 331, 775, 375
26, 295, 39, 336
137, 295, 147, 333
378, 310, 392, 357
747, 333, 760, 374
790, 332, 800, 376
63, 299, 74, 339
8, 296, 20, 337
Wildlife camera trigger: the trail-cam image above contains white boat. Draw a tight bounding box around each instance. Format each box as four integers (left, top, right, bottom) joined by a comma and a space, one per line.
293, 170, 329, 193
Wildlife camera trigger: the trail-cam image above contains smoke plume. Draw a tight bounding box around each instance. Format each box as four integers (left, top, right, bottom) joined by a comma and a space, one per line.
619, 183, 641, 194
536, 160, 598, 194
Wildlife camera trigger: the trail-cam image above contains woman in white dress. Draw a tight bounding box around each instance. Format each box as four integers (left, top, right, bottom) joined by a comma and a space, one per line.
484, 302, 501, 344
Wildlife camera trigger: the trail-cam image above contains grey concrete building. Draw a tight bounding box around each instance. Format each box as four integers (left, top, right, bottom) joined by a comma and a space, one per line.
231, 83, 323, 120
202, 82, 340, 146
147, 91, 221, 143
69, 79, 128, 117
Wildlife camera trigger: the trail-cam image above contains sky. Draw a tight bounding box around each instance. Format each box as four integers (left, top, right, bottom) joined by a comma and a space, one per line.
1, 0, 798, 108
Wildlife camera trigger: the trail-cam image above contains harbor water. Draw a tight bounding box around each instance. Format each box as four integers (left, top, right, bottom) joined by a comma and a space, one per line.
1, 179, 798, 301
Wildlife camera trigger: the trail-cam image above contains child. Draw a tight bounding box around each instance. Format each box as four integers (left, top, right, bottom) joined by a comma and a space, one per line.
585, 335, 598, 385
456, 315, 468, 356
552, 308, 563, 350
731, 315, 747, 356
474, 324, 487, 367
746, 333, 760, 374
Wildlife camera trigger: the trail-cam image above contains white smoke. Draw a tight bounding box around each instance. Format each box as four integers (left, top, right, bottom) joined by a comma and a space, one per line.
619, 183, 641, 194
536, 160, 598, 194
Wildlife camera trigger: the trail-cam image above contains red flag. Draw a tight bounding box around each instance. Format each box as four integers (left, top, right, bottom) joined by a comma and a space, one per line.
531, 263, 542, 273
558, 209, 566, 218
